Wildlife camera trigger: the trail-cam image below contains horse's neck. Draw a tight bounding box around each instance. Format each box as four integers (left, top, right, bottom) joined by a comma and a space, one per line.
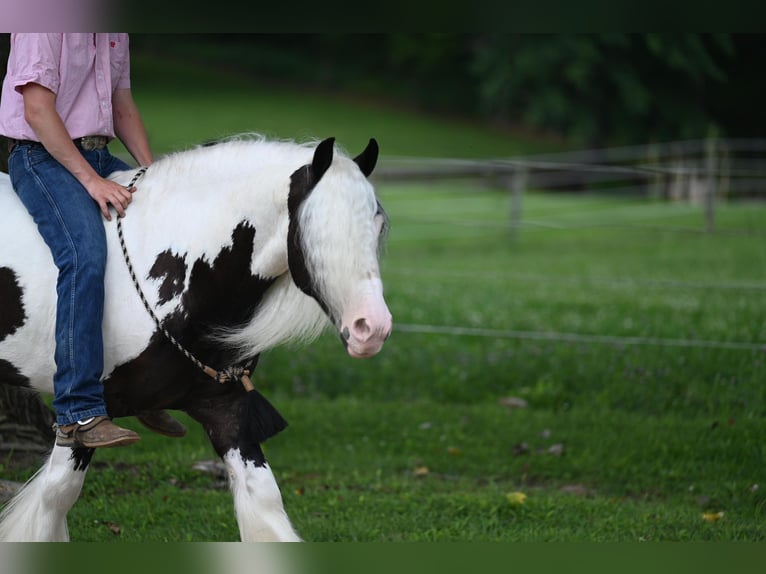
112, 142, 302, 281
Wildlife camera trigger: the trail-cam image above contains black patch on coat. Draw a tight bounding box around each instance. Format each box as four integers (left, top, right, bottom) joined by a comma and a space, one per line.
0, 267, 25, 342
148, 250, 187, 305
0, 359, 30, 387
103, 221, 276, 463
70, 447, 95, 472
239, 436, 266, 467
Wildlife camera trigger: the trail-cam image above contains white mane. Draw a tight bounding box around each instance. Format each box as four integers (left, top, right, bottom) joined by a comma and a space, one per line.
214, 273, 331, 361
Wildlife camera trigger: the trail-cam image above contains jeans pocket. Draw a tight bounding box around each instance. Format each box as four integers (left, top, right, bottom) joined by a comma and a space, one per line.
25, 145, 54, 167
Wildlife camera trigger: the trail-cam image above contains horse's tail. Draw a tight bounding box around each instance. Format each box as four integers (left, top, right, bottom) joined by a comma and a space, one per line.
0, 446, 91, 541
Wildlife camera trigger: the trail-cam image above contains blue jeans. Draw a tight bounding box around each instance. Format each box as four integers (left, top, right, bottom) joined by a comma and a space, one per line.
8, 142, 131, 426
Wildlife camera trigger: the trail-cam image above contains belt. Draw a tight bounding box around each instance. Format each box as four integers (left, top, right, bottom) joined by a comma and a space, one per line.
7, 135, 108, 153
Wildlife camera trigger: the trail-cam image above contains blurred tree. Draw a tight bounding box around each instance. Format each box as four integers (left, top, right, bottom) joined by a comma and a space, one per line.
469, 33, 736, 146
131, 33, 752, 147
10, 32, 754, 148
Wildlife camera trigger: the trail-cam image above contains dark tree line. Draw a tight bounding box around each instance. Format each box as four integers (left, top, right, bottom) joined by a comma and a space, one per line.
132, 33, 765, 147
1, 33, 764, 164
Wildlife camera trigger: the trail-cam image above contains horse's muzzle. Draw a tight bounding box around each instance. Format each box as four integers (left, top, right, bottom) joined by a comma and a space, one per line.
340, 312, 392, 359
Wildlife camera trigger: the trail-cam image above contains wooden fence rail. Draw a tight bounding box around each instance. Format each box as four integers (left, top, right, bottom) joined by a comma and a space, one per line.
373, 138, 766, 234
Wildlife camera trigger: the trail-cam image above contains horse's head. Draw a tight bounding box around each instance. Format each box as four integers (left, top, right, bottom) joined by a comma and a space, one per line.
287, 138, 392, 358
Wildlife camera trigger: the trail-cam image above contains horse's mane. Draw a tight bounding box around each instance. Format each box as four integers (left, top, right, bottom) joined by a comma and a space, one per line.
155, 134, 350, 176
213, 273, 331, 361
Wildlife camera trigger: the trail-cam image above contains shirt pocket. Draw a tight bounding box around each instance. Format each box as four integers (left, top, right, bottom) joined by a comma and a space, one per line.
108, 36, 130, 90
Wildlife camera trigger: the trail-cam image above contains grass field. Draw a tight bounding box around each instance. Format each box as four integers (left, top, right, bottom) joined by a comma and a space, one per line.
3, 54, 765, 543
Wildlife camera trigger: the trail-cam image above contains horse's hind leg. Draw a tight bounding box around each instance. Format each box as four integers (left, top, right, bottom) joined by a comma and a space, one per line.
0, 445, 94, 541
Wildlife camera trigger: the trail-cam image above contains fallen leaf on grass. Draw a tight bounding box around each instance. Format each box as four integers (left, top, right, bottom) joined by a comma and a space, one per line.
96, 521, 122, 535
702, 511, 725, 523
446, 446, 463, 456
499, 396, 528, 410
559, 484, 588, 496
192, 459, 227, 478
414, 466, 430, 477
512, 442, 530, 456
547, 443, 565, 456
506, 491, 528, 506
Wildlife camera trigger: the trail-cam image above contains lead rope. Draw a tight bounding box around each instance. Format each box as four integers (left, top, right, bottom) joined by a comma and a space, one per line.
115, 166, 254, 391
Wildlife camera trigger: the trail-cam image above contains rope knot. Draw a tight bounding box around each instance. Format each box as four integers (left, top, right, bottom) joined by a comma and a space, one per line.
216, 366, 251, 384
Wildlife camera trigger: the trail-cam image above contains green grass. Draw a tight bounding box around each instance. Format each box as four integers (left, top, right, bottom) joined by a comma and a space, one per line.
7, 189, 760, 543
4, 55, 766, 542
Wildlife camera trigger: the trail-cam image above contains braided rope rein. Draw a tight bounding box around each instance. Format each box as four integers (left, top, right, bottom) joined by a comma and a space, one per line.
115, 166, 254, 390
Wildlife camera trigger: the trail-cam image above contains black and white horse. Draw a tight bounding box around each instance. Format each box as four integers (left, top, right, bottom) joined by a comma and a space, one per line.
0, 136, 392, 541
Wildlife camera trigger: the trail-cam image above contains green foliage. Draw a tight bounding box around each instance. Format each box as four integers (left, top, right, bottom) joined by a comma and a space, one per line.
470, 34, 737, 145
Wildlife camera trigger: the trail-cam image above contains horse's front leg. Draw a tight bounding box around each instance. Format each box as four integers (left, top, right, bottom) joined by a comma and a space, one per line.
223, 445, 301, 542
0, 445, 94, 541
187, 391, 300, 542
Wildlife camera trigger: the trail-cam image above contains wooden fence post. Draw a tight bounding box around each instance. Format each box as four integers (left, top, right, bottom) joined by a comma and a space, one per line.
509, 166, 526, 238
705, 134, 717, 233
647, 143, 662, 200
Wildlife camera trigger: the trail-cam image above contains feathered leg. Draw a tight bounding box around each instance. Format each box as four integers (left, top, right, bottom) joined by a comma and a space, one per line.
223, 447, 301, 542
0, 445, 94, 541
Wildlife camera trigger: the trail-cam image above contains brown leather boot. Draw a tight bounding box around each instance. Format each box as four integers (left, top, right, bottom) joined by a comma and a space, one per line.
136, 410, 187, 438
55, 416, 141, 448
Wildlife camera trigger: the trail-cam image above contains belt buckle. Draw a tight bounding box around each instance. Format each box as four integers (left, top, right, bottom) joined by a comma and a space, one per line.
80, 136, 104, 151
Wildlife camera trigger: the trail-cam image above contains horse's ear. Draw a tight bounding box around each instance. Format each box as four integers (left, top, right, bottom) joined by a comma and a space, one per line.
354, 138, 379, 178
312, 137, 335, 182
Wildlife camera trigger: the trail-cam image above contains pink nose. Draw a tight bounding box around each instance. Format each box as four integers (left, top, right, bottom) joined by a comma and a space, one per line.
352, 317, 373, 341
342, 317, 391, 342
341, 311, 392, 351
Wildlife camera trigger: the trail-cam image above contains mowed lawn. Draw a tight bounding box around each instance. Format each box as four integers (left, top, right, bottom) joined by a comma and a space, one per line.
4, 53, 766, 542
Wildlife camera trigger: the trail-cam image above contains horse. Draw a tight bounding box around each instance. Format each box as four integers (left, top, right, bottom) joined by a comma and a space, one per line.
0, 135, 392, 541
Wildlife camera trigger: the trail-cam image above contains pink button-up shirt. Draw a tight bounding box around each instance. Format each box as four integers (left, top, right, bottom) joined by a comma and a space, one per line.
0, 33, 131, 141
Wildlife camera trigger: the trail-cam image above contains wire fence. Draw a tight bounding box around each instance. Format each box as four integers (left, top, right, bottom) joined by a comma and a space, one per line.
395, 323, 766, 352
375, 137, 766, 352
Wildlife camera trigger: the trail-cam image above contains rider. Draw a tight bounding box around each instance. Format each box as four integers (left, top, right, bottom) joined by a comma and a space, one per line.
0, 33, 186, 448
